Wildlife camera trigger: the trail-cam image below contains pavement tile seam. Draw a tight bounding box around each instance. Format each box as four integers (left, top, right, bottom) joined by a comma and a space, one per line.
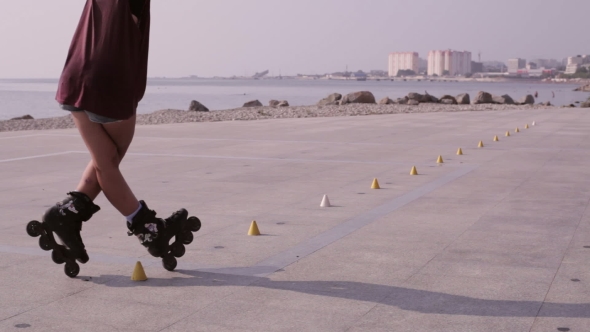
248, 166, 478, 278
0, 151, 76, 164
120, 151, 474, 168
403, 148, 581, 285
528, 190, 590, 328
0, 275, 107, 326
10, 131, 574, 155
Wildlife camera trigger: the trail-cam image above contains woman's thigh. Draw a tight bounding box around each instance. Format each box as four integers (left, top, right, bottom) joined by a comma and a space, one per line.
103, 114, 136, 159
71, 112, 135, 169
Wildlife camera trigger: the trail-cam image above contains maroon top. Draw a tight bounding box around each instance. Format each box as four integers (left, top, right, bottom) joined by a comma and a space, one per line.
56, 0, 150, 120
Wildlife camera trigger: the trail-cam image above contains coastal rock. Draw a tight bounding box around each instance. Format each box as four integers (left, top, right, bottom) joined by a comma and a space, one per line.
456, 93, 470, 105
345, 91, 376, 104
473, 91, 493, 104
407, 92, 438, 103
407, 92, 427, 103
188, 100, 209, 112
339, 95, 349, 105
378, 97, 394, 105
407, 99, 420, 106
492, 94, 515, 105
517, 95, 535, 105
317, 93, 342, 106
423, 93, 439, 103
10, 114, 34, 120
243, 100, 263, 108
502, 94, 516, 105
540, 101, 552, 106
278, 100, 289, 107
574, 84, 590, 92
269, 100, 280, 107
439, 95, 458, 105
392, 96, 409, 104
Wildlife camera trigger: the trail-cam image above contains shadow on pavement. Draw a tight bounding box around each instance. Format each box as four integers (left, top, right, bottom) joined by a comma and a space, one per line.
88, 268, 590, 318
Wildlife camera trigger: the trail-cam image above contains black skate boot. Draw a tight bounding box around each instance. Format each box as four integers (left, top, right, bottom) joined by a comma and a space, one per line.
26, 191, 100, 278
127, 201, 201, 271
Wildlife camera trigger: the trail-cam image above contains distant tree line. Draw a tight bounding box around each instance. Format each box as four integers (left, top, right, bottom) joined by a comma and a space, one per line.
396, 69, 416, 77
560, 67, 590, 79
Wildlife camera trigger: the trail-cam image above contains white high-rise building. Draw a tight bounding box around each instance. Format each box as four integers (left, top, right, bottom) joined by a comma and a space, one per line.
507, 58, 526, 73
427, 50, 472, 76
568, 56, 585, 66
388, 52, 419, 76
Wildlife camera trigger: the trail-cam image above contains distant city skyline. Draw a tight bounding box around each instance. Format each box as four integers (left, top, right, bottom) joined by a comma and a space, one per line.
1, 0, 589, 78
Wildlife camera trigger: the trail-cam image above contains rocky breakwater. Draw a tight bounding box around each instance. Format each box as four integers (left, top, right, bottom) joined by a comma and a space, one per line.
574, 84, 590, 92
2, 90, 558, 133
472, 91, 534, 105
314, 90, 543, 108
371, 91, 534, 106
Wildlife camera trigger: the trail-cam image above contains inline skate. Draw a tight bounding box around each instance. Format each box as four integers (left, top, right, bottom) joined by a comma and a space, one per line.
127, 200, 201, 271
26, 192, 100, 278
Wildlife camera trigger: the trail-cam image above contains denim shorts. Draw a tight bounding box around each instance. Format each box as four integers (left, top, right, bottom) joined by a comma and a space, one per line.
60, 104, 121, 124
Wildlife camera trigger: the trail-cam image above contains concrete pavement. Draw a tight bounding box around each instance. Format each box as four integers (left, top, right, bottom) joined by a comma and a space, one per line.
0, 108, 589, 331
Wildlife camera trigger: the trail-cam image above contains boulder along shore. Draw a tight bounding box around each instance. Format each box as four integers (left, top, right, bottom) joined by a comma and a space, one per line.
1, 103, 555, 133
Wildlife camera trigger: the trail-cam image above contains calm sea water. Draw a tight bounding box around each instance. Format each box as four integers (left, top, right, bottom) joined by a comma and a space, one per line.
0, 78, 588, 120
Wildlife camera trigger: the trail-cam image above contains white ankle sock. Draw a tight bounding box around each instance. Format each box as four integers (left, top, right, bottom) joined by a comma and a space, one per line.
125, 203, 143, 226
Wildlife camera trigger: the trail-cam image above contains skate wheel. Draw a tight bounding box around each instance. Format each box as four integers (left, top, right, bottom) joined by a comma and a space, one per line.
187, 217, 201, 232
181, 231, 194, 245
171, 242, 186, 258
64, 262, 80, 278
39, 236, 52, 251
162, 255, 177, 271
77, 251, 89, 264
26, 220, 42, 237
148, 245, 164, 258
52, 249, 65, 264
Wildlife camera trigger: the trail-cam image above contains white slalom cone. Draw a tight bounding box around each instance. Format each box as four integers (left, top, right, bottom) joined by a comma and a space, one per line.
320, 194, 331, 207
532, 121, 536, 126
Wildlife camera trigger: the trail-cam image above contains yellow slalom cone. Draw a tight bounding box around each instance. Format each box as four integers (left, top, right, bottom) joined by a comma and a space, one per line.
525, 124, 529, 129
515, 127, 520, 133
457, 148, 463, 155
505, 131, 511, 137
131, 261, 147, 281
436, 155, 444, 163
371, 178, 381, 189
320, 194, 331, 207
478, 141, 484, 148
493, 135, 499, 142
410, 166, 418, 175
248, 221, 261, 236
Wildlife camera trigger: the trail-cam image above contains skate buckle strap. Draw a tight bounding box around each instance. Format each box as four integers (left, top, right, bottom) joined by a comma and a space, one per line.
57, 201, 79, 216
59, 192, 100, 221
128, 222, 160, 244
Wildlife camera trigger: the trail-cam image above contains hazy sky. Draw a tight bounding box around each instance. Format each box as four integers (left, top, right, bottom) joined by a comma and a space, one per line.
1, 0, 588, 78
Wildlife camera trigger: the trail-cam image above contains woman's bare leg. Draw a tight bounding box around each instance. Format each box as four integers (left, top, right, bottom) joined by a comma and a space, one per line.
71, 112, 139, 216
74, 115, 136, 201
